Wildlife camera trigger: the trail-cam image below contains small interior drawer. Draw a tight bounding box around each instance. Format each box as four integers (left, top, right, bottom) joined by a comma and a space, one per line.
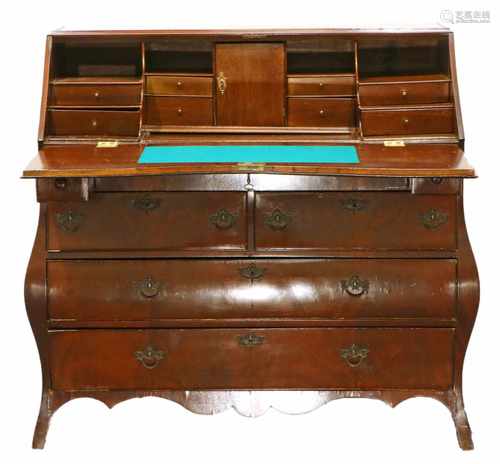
47, 109, 140, 137
287, 98, 355, 127
288, 74, 355, 97
361, 107, 456, 136
49, 84, 142, 107
146, 75, 213, 96
359, 81, 450, 106
144, 96, 213, 126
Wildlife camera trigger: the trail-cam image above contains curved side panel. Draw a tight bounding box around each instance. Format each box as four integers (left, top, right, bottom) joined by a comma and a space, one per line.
24, 205, 49, 449
452, 181, 480, 450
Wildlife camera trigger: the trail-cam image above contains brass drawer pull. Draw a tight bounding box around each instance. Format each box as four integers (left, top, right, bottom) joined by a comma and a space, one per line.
239, 263, 266, 281
264, 208, 291, 230
137, 276, 161, 298
177, 108, 183, 116
238, 334, 265, 347
132, 195, 161, 213
340, 344, 369, 368
176, 80, 183, 88
217, 72, 227, 96
56, 210, 84, 233
341, 275, 369, 297
401, 89, 408, 97
420, 208, 448, 229
319, 109, 326, 117
341, 198, 367, 212
134, 345, 165, 369
402, 117, 409, 125
209, 209, 237, 229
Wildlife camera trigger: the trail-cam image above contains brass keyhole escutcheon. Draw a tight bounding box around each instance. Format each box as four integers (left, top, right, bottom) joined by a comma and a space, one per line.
217, 72, 227, 96
341, 275, 369, 297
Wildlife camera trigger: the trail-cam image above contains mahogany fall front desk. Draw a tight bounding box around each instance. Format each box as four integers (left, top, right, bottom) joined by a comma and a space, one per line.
24, 28, 479, 450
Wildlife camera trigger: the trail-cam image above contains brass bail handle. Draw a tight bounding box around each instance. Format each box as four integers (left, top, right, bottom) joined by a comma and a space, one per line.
217, 72, 227, 96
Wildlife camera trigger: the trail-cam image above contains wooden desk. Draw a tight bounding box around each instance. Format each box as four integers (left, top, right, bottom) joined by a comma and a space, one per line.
24, 28, 479, 450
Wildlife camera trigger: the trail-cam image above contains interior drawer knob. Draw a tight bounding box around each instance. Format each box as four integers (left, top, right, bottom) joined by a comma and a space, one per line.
340, 344, 369, 368
55, 210, 84, 233
401, 89, 408, 97
402, 117, 409, 125
341, 275, 369, 297
94, 91, 100, 98
91, 119, 98, 127
177, 108, 183, 115
134, 345, 165, 369
319, 109, 326, 117
238, 334, 265, 347
420, 208, 448, 229
239, 263, 266, 281
209, 208, 237, 229
319, 82, 324, 88
176, 81, 183, 88
264, 208, 291, 230
137, 276, 161, 298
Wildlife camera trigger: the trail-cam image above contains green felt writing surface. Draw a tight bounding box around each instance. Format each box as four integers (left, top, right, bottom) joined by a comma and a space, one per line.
138, 145, 359, 164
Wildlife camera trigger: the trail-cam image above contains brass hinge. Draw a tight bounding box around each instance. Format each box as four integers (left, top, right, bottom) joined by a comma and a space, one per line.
384, 140, 406, 147
96, 140, 119, 148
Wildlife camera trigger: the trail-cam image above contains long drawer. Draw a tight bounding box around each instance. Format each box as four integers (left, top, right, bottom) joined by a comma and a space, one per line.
49, 328, 454, 390
47, 259, 456, 323
47, 192, 246, 251
255, 192, 456, 251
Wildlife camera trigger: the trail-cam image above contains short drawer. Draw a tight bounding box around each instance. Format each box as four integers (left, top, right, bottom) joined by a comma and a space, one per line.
146, 75, 213, 96
47, 192, 246, 251
144, 96, 213, 126
47, 109, 140, 137
47, 258, 456, 324
288, 74, 355, 97
49, 328, 454, 390
288, 98, 355, 127
49, 84, 141, 107
255, 192, 456, 251
359, 81, 450, 106
361, 107, 456, 136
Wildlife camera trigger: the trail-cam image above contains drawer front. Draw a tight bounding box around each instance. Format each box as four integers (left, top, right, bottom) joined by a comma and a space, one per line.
288, 98, 355, 127
288, 75, 355, 97
146, 75, 213, 96
359, 81, 450, 106
49, 328, 454, 390
48, 110, 140, 137
361, 108, 456, 136
255, 192, 456, 251
47, 192, 246, 251
47, 259, 456, 323
49, 84, 141, 107
144, 96, 213, 125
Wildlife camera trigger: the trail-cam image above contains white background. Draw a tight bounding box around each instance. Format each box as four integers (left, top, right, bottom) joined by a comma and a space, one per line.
1, 0, 498, 462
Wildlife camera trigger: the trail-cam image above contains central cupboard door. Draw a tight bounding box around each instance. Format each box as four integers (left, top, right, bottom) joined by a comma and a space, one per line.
215, 43, 285, 126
